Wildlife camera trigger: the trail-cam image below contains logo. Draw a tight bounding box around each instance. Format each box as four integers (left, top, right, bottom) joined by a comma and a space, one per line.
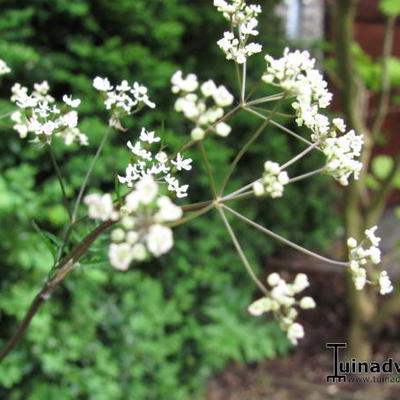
326, 342, 400, 383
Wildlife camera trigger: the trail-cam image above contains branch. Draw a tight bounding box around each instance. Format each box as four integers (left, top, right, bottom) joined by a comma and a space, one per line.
365, 154, 400, 227
0, 220, 115, 363
371, 15, 397, 138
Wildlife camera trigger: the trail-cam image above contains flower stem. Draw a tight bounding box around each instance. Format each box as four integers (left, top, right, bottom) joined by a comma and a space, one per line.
217, 206, 269, 295
49, 146, 72, 221
223, 204, 349, 267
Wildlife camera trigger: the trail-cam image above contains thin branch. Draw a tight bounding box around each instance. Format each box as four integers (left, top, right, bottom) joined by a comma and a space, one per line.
223, 204, 349, 267
199, 141, 217, 198
0, 220, 115, 363
219, 99, 285, 195
71, 127, 112, 223
241, 62, 247, 104
371, 15, 396, 138
281, 142, 319, 170
217, 206, 269, 295
49, 146, 72, 221
288, 168, 325, 184
245, 107, 313, 146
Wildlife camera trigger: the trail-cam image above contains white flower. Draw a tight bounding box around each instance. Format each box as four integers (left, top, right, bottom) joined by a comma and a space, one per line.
252, 181, 265, 196
84, 193, 118, 221
299, 296, 316, 309
93, 76, 113, 91
379, 271, 393, 295
215, 121, 231, 137
111, 228, 126, 243
255, 161, 289, 198
62, 95, 81, 108
287, 323, 304, 345
365, 226, 381, 247
132, 243, 147, 261
248, 297, 272, 316
292, 273, 309, 293
146, 224, 174, 257
109, 243, 134, 271
333, 118, 346, 133
0, 59, 11, 75
347, 237, 357, 248
135, 176, 158, 204
201, 80, 217, 97
212, 85, 234, 107
171, 153, 193, 171
191, 126, 205, 141
139, 127, 160, 144
154, 196, 183, 222
171, 70, 199, 93
267, 272, 281, 286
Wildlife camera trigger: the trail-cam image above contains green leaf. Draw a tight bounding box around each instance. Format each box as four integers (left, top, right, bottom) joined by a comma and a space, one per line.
379, 0, 400, 16
372, 155, 394, 180
31, 220, 58, 263
395, 206, 400, 219
365, 174, 381, 190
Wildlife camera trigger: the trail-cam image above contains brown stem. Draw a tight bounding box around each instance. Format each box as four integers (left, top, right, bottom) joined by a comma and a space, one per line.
371, 15, 397, 138
0, 220, 115, 363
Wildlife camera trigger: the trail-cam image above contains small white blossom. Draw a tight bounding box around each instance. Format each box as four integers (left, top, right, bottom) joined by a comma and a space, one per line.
299, 296, 316, 309
139, 127, 161, 144
215, 121, 232, 137
62, 95, 81, 108
171, 70, 199, 93
191, 126, 205, 141
146, 224, 174, 257
93, 77, 113, 91
84, 193, 118, 221
109, 243, 134, 271
212, 85, 234, 107
254, 161, 289, 198
0, 59, 11, 75
287, 323, 304, 345
379, 271, 393, 295
171, 153, 193, 171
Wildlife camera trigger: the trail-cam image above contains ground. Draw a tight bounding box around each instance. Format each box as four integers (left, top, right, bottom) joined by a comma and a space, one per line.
207, 245, 400, 400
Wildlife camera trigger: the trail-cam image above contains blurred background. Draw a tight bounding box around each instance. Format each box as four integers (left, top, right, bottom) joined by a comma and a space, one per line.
0, 0, 399, 399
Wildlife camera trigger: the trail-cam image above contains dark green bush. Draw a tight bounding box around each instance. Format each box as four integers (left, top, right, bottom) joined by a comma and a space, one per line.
0, 0, 339, 398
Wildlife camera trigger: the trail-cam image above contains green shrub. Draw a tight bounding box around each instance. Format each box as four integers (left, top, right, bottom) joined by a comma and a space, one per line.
0, 0, 339, 398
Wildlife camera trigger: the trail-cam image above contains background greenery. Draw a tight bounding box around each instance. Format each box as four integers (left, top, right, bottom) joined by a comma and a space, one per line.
0, 1, 340, 399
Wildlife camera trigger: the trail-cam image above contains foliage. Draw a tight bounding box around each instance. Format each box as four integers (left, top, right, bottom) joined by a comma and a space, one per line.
0, 0, 339, 398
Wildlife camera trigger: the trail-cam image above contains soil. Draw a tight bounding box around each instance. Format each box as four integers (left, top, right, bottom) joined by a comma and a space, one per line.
207, 249, 400, 400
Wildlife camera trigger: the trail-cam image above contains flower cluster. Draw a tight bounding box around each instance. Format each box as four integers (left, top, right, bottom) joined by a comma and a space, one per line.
253, 161, 289, 198
10, 81, 87, 146
118, 127, 192, 198
322, 127, 363, 186
171, 70, 234, 140
248, 272, 315, 345
214, 0, 262, 64
84, 177, 182, 270
0, 59, 11, 75
263, 48, 363, 186
93, 77, 155, 130
347, 226, 392, 294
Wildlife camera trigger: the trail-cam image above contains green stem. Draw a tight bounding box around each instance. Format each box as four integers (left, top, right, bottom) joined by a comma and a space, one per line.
217, 206, 269, 295
288, 168, 325, 184
219, 99, 285, 195
223, 204, 349, 267
49, 146, 72, 221
199, 141, 217, 198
